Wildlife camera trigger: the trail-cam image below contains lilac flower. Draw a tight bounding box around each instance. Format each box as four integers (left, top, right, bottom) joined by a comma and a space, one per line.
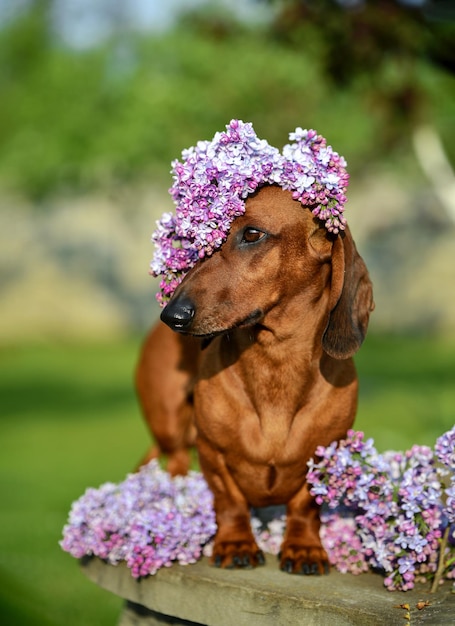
306, 429, 454, 591
251, 515, 286, 556
61, 429, 455, 591
150, 120, 349, 305
435, 425, 455, 469
435, 426, 455, 525
60, 461, 216, 578
319, 512, 369, 575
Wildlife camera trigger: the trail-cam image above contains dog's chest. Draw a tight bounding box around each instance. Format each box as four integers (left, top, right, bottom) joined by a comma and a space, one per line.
196, 381, 311, 463
194, 346, 337, 500
231, 421, 309, 506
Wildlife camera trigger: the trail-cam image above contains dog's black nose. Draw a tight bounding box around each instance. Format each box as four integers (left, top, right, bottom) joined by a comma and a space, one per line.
160, 295, 195, 331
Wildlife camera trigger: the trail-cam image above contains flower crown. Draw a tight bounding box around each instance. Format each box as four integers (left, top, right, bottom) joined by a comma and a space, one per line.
150, 120, 349, 306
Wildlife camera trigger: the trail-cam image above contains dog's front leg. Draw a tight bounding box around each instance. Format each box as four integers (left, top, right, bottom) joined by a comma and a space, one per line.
198, 439, 265, 569
280, 482, 329, 575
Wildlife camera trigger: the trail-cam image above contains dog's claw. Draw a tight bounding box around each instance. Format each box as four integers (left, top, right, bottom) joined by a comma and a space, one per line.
311, 563, 320, 575
228, 554, 258, 569
256, 551, 265, 566
214, 555, 222, 568
281, 558, 294, 574
280, 543, 330, 576
306, 561, 329, 575
301, 563, 310, 575
212, 538, 265, 569
288, 560, 325, 576
215, 552, 260, 569
242, 555, 253, 568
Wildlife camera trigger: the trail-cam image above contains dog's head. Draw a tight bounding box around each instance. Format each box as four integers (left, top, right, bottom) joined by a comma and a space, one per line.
160, 185, 373, 359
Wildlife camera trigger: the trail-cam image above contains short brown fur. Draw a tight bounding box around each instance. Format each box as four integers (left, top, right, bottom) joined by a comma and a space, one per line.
136, 186, 374, 574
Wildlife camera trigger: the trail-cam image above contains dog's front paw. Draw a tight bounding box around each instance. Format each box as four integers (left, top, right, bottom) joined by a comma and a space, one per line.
279, 543, 329, 576
212, 539, 265, 569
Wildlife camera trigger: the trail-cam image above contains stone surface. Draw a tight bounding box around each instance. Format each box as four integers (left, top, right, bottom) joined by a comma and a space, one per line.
81, 556, 454, 626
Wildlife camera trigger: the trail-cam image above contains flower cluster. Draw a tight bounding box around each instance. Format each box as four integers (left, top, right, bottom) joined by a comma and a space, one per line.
60, 461, 216, 578
150, 120, 349, 305
319, 512, 369, 575
306, 428, 455, 591
61, 427, 455, 592
435, 427, 455, 524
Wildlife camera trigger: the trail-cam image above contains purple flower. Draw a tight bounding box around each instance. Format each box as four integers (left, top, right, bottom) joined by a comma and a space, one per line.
319, 512, 369, 575
61, 428, 455, 591
60, 461, 216, 578
435, 425, 455, 469
306, 429, 455, 591
435, 426, 455, 524
150, 120, 349, 305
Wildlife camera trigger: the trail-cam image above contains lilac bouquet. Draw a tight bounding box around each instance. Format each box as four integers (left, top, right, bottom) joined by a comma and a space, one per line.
150, 120, 349, 305
61, 428, 455, 591
60, 461, 216, 577
307, 427, 455, 591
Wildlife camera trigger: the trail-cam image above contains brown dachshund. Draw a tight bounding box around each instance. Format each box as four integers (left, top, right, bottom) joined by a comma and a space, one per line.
136, 185, 374, 575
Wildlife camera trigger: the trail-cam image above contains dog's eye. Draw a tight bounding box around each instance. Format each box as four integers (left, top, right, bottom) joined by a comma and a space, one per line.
241, 228, 266, 244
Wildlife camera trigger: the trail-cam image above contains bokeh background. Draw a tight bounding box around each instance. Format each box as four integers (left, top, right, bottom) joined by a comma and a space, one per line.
1, 1, 454, 624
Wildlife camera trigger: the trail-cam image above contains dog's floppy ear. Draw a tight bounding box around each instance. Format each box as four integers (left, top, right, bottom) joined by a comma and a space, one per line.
322, 228, 374, 360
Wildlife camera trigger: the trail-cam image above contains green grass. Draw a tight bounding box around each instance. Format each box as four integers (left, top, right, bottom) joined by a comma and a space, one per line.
0, 335, 454, 625
355, 335, 455, 452
0, 340, 149, 626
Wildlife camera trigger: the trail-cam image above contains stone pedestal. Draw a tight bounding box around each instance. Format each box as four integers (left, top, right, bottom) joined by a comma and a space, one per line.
81, 555, 454, 626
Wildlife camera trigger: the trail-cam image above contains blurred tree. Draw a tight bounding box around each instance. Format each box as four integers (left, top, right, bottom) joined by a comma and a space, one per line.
0, 0, 51, 82
0, 0, 453, 200
264, 0, 455, 148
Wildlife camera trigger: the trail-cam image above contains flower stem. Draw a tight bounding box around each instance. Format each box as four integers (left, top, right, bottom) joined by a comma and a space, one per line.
430, 525, 450, 593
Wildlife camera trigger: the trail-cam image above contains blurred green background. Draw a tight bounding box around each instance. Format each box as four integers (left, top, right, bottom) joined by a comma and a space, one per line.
1, 1, 455, 624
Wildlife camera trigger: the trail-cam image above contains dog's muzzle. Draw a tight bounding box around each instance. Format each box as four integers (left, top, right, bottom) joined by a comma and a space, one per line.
160, 295, 195, 332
